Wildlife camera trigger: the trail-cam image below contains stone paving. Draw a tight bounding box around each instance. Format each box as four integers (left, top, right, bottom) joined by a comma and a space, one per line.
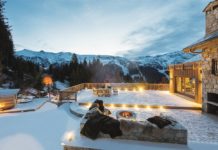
108, 108, 218, 144
76, 90, 218, 144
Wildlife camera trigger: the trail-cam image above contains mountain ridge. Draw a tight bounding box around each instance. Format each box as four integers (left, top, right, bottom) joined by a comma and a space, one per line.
15, 49, 200, 83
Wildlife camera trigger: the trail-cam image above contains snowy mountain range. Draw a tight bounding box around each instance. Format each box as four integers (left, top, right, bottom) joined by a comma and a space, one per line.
15, 49, 201, 82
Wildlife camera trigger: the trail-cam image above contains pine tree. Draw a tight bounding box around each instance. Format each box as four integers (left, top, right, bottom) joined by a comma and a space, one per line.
0, 0, 14, 68
71, 53, 78, 67
0, 53, 3, 84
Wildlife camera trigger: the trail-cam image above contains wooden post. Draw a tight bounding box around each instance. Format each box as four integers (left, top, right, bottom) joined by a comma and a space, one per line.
169, 66, 176, 93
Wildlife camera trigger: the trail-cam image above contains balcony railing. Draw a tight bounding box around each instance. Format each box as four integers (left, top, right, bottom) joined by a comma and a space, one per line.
59, 83, 169, 101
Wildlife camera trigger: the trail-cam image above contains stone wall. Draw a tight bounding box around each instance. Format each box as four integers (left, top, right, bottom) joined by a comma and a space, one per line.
205, 2, 218, 35
202, 48, 218, 112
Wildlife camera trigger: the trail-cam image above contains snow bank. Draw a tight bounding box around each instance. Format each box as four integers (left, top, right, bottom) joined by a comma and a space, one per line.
54, 81, 69, 90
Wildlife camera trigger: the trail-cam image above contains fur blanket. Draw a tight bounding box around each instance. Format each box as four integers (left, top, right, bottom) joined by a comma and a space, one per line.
81, 113, 122, 139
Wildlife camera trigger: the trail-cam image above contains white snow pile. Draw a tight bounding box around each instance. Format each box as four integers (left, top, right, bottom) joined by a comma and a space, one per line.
54, 81, 70, 90
0, 89, 20, 97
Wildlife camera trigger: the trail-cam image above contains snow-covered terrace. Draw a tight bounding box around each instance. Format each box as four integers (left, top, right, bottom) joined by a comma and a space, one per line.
0, 85, 217, 150
77, 89, 201, 109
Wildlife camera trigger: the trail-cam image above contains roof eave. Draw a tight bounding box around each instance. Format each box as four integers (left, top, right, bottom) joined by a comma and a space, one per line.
183, 33, 218, 54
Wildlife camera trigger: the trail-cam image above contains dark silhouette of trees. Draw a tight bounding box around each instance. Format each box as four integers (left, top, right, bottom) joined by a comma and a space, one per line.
47, 54, 131, 86
0, 0, 14, 68
0, 1, 42, 89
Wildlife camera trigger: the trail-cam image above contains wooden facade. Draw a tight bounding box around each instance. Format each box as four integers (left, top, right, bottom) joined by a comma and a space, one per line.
169, 61, 202, 103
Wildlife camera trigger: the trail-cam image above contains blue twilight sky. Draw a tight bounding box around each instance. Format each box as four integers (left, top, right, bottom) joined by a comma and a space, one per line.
5, 0, 211, 56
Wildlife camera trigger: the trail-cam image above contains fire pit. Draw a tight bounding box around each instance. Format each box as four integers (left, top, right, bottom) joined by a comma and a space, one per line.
116, 110, 137, 120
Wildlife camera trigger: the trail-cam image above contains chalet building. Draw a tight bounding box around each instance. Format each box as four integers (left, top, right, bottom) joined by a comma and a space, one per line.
169, 61, 202, 103
170, 0, 218, 113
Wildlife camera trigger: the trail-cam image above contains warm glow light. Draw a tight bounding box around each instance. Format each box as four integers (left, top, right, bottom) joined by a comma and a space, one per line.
65, 131, 75, 142
110, 104, 115, 108
42, 75, 53, 86
125, 88, 128, 92
139, 87, 144, 92
0, 103, 5, 109
85, 103, 92, 108
134, 105, 139, 110
159, 106, 166, 112
122, 104, 126, 108
133, 88, 136, 92
146, 106, 152, 110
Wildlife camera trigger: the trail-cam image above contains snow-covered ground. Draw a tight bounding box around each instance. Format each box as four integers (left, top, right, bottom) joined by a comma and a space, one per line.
109, 108, 218, 144
16, 98, 47, 110
77, 90, 201, 107
54, 81, 70, 90
0, 101, 218, 150
0, 102, 73, 150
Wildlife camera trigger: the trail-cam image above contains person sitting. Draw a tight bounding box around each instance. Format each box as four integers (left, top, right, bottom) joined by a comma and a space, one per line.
81, 100, 122, 139
94, 99, 111, 116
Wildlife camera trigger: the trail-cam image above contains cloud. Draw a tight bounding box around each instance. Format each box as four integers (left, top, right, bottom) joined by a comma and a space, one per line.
118, 0, 210, 57
6, 0, 211, 56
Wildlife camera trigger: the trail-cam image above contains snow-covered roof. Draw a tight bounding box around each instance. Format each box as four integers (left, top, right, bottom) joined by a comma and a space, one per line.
0, 89, 20, 97
183, 30, 218, 53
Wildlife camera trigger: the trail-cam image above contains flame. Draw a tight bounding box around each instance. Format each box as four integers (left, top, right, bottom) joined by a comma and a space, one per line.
42, 75, 53, 86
